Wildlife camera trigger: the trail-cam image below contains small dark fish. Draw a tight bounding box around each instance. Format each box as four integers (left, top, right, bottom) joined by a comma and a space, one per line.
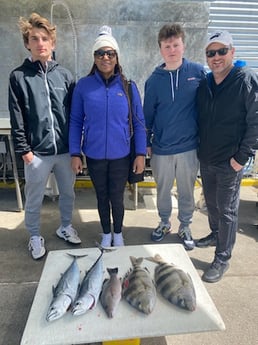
122, 256, 156, 315
100, 267, 122, 318
146, 254, 196, 311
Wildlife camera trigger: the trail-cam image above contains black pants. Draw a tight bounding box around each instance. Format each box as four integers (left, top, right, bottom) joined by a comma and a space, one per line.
200, 161, 243, 262
86, 156, 130, 234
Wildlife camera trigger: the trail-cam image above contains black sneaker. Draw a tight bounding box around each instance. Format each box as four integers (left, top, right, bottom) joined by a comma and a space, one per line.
202, 259, 229, 283
151, 222, 171, 242
195, 232, 217, 248
177, 226, 195, 250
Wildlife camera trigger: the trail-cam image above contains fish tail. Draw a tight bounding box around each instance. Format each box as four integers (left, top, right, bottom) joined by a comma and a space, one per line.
66, 253, 88, 260
95, 242, 116, 253
130, 256, 144, 266
145, 254, 163, 264
107, 267, 119, 275
145, 254, 175, 266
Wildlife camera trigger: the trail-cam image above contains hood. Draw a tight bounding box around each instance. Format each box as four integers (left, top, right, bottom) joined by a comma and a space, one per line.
151, 58, 190, 101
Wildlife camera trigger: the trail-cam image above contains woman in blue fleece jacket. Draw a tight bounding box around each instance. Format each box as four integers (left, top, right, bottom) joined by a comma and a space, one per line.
69, 26, 146, 247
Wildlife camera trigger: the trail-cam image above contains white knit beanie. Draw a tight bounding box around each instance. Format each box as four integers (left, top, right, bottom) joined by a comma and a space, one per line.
92, 25, 120, 59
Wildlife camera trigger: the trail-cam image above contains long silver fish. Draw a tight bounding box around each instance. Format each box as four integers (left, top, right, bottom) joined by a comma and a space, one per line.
72, 248, 105, 316
46, 254, 83, 322
100, 267, 122, 318
122, 256, 156, 315
146, 254, 196, 311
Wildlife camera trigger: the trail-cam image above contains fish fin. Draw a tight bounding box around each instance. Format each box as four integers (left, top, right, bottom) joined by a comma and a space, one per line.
89, 294, 96, 309
122, 277, 130, 289
100, 280, 107, 298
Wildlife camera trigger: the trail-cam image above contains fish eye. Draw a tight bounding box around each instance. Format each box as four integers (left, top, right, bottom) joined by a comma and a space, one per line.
178, 297, 185, 307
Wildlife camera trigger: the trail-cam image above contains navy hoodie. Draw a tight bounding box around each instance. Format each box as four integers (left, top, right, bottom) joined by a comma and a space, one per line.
144, 58, 205, 155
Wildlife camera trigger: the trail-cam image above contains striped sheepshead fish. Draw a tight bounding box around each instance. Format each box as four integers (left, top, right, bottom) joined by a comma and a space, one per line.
146, 254, 196, 312
122, 256, 156, 315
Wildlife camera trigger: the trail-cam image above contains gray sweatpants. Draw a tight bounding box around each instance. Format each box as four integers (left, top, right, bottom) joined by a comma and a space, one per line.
24, 153, 75, 237
151, 149, 199, 228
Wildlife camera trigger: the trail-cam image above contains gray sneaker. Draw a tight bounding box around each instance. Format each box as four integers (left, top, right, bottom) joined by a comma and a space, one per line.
178, 226, 195, 250
56, 225, 81, 244
28, 236, 46, 260
151, 222, 171, 242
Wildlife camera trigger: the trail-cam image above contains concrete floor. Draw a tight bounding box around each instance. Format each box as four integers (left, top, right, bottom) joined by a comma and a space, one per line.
0, 183, 257, 345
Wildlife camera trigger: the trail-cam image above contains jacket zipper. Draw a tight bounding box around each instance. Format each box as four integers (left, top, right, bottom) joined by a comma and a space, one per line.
42, 62, 57, 155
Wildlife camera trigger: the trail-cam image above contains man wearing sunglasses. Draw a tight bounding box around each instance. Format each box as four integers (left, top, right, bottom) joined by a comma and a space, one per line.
196, 30, 258, 282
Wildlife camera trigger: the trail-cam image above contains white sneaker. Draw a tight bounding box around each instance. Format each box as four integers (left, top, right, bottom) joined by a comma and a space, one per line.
113, 232, 124, 247
56, 225, 81, 244
28, 236, 46, 260
101, 233, 112, 247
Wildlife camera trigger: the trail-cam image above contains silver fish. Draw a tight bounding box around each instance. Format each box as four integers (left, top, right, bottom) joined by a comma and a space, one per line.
72, 248, 104, 316
46, 254, 82, 322
100, 267, 122, 318
122, 256, 156, 315
146, 254, 196, 312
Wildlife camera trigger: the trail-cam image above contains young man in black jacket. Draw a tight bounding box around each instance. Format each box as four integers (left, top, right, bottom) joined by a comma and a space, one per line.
196, 30, 258, 282
9, 13, 81, 260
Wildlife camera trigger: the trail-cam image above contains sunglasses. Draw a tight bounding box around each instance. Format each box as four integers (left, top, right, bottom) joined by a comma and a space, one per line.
206, 47, 230, 58
94, 49, 116, 59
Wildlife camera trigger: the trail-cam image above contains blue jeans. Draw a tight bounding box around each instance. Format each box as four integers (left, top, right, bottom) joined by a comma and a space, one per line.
24, 153, 75, 237
200, 161, 243, 262
86, 156, 130, 234
151, 150, 199, 227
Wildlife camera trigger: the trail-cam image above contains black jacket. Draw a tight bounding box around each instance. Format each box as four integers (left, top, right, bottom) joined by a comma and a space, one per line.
9, 58, 75, 156
197, 66, 258, 166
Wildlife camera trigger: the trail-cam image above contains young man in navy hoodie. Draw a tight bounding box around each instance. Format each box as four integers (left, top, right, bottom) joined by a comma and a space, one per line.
144, 24, 205, 250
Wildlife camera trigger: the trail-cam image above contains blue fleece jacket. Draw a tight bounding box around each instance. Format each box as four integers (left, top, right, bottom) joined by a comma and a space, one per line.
143, 58, 205, 155
69, 71, 146, 159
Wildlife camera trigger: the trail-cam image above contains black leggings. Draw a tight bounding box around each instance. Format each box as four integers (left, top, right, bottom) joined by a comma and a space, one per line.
86, 156, 130, 234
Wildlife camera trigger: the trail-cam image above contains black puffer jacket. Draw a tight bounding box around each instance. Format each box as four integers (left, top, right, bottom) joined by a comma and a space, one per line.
9, 58, 75, 156
197, 66, 258, 166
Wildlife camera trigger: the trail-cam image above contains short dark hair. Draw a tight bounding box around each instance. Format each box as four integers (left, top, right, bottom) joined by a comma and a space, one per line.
158, 24, 185, 47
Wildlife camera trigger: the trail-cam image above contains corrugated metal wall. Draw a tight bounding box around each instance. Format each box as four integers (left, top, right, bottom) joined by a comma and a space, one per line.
208, 0, 258, 72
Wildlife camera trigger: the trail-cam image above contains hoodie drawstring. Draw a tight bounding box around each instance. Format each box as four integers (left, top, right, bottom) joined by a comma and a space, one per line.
169, 69, 179, 102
